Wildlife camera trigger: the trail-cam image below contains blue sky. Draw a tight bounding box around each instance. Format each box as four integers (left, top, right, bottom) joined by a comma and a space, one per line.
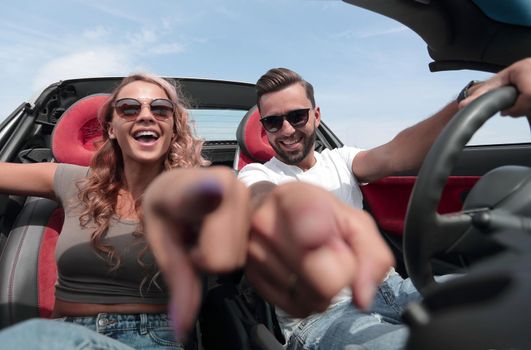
1, 0, 527, 148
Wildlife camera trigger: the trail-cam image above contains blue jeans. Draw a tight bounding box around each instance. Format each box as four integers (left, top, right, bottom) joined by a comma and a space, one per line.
58, 313, 183, 350
287, 274, 420, 350
0, 318, 134, 349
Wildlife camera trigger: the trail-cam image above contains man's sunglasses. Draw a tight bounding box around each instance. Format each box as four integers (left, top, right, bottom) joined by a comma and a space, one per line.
113, 98, 175, 121
260, 108, 311, 133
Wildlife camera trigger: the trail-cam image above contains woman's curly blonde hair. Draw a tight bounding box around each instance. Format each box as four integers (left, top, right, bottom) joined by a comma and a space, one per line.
77, 73, 209, 270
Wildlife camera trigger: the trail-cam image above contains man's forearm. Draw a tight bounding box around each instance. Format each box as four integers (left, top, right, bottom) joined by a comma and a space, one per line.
387, 100, 459, 173
354, 101, 459, 183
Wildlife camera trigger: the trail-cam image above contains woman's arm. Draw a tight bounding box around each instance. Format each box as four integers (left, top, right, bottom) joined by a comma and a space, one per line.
0, 162, 58, 200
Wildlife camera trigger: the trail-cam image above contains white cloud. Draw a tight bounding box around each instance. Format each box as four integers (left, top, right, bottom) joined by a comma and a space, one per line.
4, 20, 189, 92
32, 49, 134, 91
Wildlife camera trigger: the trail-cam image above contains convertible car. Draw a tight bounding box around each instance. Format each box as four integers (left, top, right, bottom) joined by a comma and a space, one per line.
0, 0, 530, 349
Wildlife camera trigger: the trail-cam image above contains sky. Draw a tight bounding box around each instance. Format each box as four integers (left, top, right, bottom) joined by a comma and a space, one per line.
1, 0, 528, 148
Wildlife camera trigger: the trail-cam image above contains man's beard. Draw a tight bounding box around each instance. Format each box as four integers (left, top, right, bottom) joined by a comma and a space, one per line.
271, 128, 317, 166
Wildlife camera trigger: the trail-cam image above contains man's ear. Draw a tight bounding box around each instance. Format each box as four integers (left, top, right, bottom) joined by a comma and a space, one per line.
314, 106, 321, 127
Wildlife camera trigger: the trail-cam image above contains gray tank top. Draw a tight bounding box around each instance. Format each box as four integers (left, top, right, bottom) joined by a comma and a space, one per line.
53, 163, 168, 304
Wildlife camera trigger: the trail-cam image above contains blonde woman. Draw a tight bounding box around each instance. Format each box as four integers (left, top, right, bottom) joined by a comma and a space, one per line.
0, 73, 249, 349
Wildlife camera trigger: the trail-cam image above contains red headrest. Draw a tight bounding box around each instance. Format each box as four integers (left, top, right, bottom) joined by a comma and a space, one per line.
52, 94, 109, 166
235, 106, 276, 170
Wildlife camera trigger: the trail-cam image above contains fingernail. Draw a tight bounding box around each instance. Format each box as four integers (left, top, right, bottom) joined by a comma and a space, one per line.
188, 179, 223, 211
195, 179, 222, 196
168, 300, 181, 340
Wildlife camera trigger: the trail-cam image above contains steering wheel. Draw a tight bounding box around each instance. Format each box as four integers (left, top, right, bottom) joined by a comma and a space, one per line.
403, 86, 521, 294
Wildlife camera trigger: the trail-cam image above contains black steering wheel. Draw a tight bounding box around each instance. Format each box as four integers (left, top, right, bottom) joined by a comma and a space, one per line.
403, 86, 521, 294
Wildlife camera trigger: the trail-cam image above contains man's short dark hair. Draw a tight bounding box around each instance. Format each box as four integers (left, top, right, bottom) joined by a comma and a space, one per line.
256, 68, 315, 110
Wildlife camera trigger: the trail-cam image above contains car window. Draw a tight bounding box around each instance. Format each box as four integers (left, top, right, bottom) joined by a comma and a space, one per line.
189, 109, 247, 141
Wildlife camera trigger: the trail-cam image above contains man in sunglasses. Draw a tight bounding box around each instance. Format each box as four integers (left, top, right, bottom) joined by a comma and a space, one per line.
237, 59, 531, 349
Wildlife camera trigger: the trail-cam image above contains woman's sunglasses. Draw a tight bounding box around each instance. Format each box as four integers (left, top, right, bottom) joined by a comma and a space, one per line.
260, 108, 311, 133
113, 98, 175, 121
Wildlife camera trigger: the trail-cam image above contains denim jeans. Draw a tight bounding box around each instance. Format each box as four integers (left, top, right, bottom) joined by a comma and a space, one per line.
58, 312, 183, 350
0, 318, 134, 350
286, 274, 420, 350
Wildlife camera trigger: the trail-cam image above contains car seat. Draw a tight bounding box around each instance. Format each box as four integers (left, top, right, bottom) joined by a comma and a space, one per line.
234, 106, 276, 171
0, 94, 108, 328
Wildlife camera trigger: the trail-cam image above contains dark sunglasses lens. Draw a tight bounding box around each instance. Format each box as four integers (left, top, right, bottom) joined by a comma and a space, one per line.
150, 100, 174, 118
261, 116, 283, 132
115, 99, 141, 118
287, 109, 309, 126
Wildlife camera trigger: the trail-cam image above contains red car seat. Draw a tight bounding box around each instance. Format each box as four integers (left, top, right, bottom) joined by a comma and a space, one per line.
234, 106, 275, 171
0, 94, 108, 327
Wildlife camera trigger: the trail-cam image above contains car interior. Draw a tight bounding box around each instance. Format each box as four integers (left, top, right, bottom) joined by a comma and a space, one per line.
1, 0, 531, 349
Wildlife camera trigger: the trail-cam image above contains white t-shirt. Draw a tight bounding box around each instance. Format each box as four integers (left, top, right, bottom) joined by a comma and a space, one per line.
238, 147, 364, 209
238, 147, 368, 339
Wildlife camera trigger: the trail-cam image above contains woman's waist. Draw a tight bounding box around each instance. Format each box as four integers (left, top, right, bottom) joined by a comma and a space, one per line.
53, 299, 167, 317
54, 278, 169, 305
